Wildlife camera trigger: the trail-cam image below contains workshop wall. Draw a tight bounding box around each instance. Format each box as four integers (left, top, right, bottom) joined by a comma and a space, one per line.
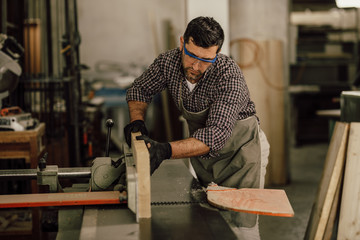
77, 0, 186, 144
77, 0, 185, 69
78, 0, 289, 69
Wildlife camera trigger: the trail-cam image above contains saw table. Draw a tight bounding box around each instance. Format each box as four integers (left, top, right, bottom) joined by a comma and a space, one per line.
0, 122, 237, 239
56, 160, 237, 240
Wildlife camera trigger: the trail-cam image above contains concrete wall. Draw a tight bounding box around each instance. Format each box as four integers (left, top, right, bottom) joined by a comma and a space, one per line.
229, 0, 290, 185
229, 0, 289, 84
77, 0, 185, 69
186, 0, 230, 55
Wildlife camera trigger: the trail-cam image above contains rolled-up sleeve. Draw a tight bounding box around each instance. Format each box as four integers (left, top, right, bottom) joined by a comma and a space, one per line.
192, 69, 253, 158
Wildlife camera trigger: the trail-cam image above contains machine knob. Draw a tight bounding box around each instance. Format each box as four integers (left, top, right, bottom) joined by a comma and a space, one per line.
105, 119, 114, 157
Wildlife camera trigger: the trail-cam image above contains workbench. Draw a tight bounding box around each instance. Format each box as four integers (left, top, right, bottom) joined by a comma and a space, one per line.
0, 122, 46, 170
0, 123, 46, 239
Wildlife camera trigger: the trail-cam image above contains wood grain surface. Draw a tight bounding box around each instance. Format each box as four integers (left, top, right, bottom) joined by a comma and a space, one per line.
207, 185, 294, 217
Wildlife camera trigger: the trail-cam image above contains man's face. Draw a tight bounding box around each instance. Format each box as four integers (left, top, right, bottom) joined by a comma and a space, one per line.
180, 37, 218, 83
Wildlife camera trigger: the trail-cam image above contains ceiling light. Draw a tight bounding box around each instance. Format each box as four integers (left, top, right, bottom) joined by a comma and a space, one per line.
336, 0, 360, 8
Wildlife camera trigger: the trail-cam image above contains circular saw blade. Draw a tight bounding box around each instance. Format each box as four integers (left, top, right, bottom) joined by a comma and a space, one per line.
0, 70, 19, 93
0, 51, 21, 93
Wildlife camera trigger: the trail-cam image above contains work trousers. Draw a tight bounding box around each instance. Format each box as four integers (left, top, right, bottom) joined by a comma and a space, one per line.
221, 128, 270, 240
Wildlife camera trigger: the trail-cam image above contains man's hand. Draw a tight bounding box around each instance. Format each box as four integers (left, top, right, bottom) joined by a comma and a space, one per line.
124, 120, 148, 147
136, 135, 172, 175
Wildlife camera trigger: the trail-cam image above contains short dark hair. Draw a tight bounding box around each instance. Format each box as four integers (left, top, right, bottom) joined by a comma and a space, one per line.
183, 16, 224, 53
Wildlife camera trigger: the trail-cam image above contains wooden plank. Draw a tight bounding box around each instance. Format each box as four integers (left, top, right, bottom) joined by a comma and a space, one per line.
234, 39, 286, 185
0, 191, 123, 208
23, 19, 41, 74
323, 176, 342, 240
207, 185, 294, 217
304, 121, 349, 240
131, 132, 151, 219
338, 122, 360, 240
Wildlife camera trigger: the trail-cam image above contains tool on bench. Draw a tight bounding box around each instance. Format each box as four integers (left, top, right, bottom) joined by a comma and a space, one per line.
0, 109, 38, 131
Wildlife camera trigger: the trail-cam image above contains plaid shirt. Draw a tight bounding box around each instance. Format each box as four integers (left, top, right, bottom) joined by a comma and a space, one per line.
127, 48, 257, 157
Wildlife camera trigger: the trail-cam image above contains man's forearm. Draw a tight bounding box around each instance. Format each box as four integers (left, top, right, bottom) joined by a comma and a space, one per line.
128, 100, 209, 158
170, 137, 210, 159
128, 100, 148, 122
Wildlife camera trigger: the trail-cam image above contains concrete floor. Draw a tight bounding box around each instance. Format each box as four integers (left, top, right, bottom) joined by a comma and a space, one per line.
259, 143, 329, 240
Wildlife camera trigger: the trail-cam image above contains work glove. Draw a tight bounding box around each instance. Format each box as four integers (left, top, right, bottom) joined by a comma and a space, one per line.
124, 120, 148, 147
135, 135, 172, 175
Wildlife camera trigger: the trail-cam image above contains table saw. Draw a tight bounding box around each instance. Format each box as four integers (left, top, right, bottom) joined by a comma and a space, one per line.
0, 122, 238, 239
0, 158, 237, 239
0, 120, 293, 239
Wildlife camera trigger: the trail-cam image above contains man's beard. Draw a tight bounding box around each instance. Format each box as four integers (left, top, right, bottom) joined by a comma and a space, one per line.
184, 67, 203, 82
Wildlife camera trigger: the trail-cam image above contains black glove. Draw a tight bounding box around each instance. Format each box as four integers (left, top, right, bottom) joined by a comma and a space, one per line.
136, 135, 172, 175
124, 120, 148, 147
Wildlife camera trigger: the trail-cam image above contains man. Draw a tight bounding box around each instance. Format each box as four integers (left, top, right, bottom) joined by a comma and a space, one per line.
124, 16, 269, 239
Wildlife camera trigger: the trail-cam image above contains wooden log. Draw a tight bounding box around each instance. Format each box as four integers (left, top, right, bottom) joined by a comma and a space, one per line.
337, 122, 360, 240
304, 121, 349, 240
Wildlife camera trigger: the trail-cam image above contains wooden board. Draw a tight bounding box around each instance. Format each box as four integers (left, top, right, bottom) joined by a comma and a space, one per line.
206, 185, 294, 217
0, 191, 123, 208
131, 132, 151, 219
23, 19, 41, 74
233, 39, 287, 185
323, 176, 342, 240
304, 121, 349, 240
337, 122, 360, 239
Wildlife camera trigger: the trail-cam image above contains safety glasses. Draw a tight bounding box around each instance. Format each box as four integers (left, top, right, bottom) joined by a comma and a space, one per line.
183, 42, 217, 64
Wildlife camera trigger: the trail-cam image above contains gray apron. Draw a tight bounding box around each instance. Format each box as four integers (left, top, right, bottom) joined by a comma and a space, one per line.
180, 99, 261, 189
179, 88, 261, 228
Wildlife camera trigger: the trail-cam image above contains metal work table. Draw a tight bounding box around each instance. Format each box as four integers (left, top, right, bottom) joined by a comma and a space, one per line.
58, 159, 236, 240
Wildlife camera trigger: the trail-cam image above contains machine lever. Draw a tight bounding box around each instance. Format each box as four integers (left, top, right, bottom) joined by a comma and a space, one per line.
105, 119, 114, 157
38, 152, 48, 171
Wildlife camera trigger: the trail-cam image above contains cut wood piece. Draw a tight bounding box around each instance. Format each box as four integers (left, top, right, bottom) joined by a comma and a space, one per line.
304, 121, 349, 240
131, 132, 151, 219
0, 191, 124, 208
338, 122, 360, 240
206, 185, 294, 217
